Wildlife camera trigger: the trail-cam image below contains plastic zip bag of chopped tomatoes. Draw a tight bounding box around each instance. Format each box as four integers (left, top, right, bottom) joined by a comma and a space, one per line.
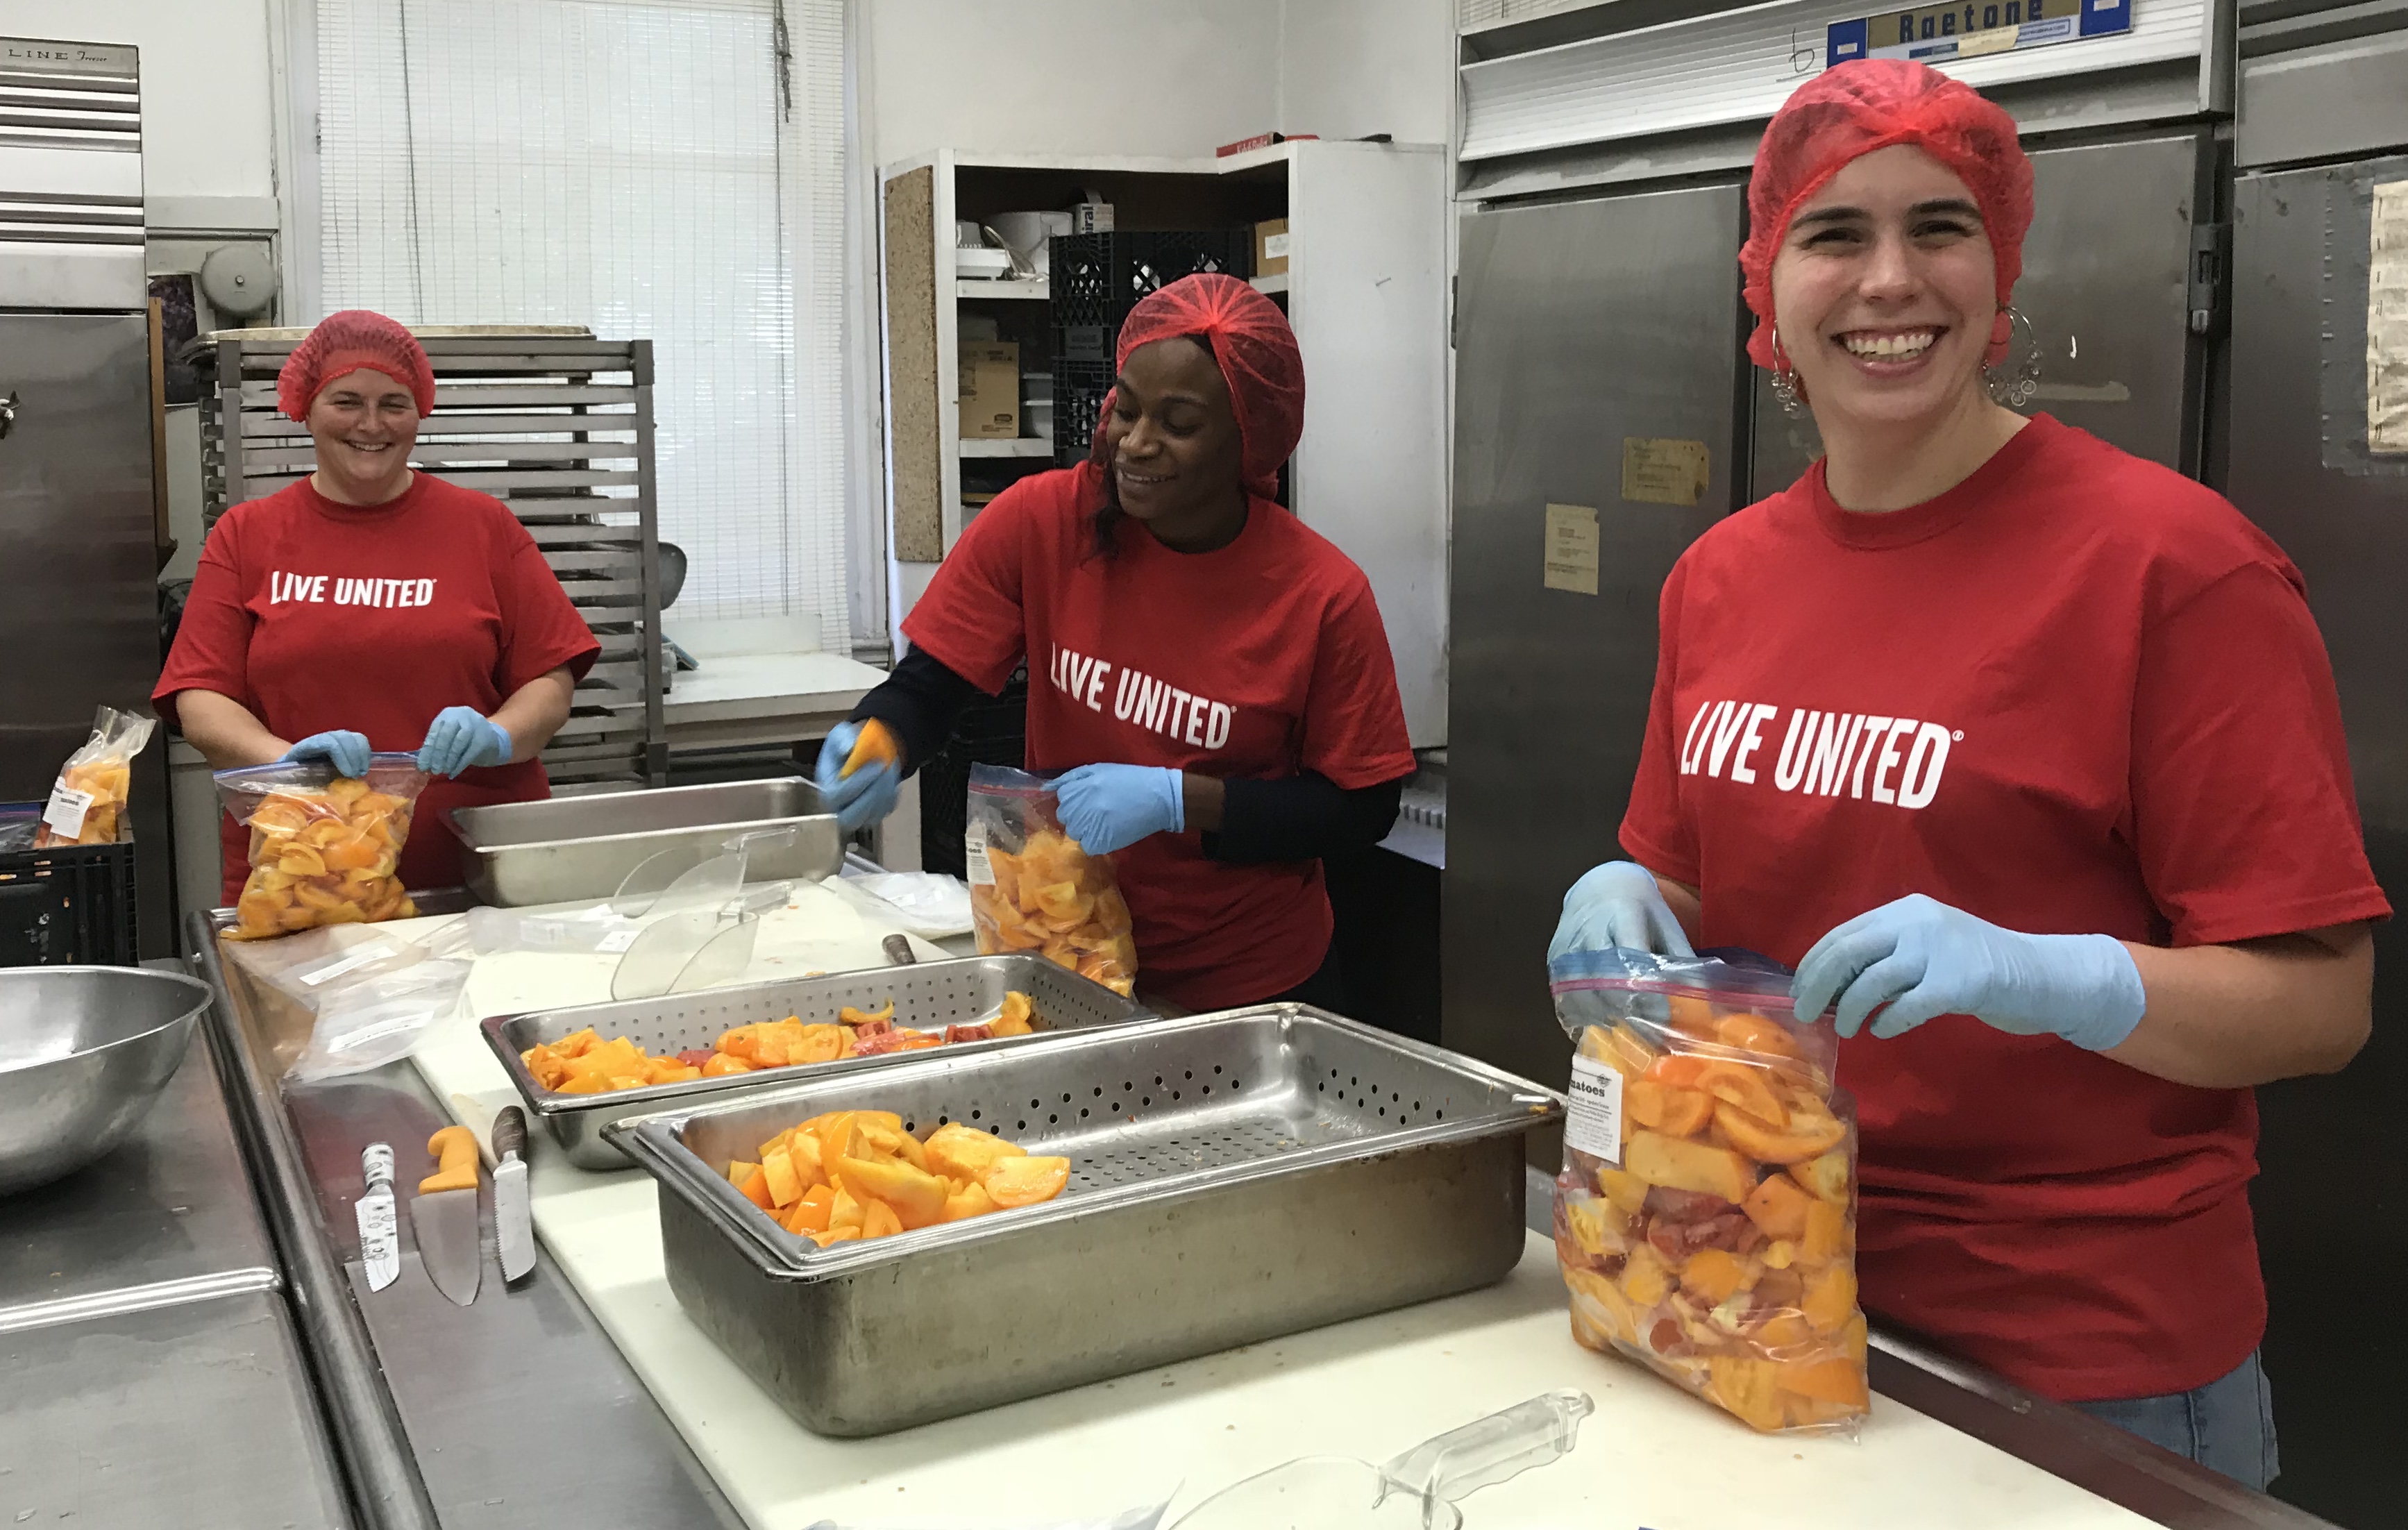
36, 705, 156, 847
963, 764, 1138, 997
1549, 947, 1869, 1436
215, 754, 430, 939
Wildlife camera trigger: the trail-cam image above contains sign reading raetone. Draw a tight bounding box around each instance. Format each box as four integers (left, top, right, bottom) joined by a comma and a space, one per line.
1826, 0, 2133, 69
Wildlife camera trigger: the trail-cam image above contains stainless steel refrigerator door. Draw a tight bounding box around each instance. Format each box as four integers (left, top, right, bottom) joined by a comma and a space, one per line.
1753, 131, 2210, 496
1445, 183, 1746, 1098
2225, 157, 2408, 1530
0, 312, 169, 952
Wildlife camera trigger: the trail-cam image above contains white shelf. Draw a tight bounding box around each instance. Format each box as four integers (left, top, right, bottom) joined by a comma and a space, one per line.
955, 276, 1048, 301
960, 437, 1055, 458
1251, 273, 1289, 295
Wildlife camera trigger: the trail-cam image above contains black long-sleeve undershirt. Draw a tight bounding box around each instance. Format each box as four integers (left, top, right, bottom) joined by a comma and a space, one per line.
820, 648, 1406, 864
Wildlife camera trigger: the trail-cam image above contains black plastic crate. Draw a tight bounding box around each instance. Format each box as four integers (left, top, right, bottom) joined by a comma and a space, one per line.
1047, 230, 1254, 328
1052, 355, 1114, 466
919, 667, 1029, 882
0, 836, 140, 967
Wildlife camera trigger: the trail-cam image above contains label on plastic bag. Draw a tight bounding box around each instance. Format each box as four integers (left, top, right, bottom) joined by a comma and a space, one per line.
1565, 1054, 1624, 1165
42, 784, 93, 839
965, 821, 993, 886
596, 927, 641, 954
294, 946, 389, 988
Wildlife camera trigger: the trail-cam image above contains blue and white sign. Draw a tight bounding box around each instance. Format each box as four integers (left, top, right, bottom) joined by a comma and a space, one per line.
1827, 0, 2135, 69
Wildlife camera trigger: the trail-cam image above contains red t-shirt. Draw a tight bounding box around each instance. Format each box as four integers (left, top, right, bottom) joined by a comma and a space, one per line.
1620, 415, 2389, 1402
903, 466, 1417, 1010
155, 474, 600, 899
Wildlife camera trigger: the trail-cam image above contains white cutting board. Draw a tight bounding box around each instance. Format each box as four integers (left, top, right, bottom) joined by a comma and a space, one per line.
402, 884, 2159, 1530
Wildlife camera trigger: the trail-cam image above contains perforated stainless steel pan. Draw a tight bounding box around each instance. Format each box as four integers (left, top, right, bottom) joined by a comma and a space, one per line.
606, 1004, 1563, 1436
482, 954, 1151, 1168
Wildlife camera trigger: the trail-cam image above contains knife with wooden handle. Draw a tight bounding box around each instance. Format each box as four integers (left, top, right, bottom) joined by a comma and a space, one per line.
411, 1125, 482, 1306
493, 1107, 534, 1285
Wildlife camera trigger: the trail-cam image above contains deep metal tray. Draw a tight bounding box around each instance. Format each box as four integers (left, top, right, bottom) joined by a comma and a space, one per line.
483, 954, 1152, 1168
606, 1005, 1563, 1436
444, 777, 843, 907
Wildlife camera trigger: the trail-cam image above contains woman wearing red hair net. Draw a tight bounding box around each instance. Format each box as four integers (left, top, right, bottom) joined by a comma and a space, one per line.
819, 274, 1415, 1013
1554, 62, 2384, 1484
155, 310, 600, 898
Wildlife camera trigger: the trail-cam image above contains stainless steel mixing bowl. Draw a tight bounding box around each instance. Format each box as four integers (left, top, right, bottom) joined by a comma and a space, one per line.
0, 966, 213, 1196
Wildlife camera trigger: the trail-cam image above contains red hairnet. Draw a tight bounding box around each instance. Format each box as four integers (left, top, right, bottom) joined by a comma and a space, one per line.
1091, 273, 1304, 500
1740, 59, 2033, 370
278, 310, 436, 421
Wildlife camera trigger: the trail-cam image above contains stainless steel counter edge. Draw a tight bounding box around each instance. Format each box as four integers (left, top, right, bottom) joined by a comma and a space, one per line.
188, 910, 443, 1530
1867, 1329, 2337, 1529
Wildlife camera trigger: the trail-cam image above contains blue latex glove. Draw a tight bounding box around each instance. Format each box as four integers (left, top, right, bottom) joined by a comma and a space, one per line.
1791, 893, 2146, 1050
1549, 861, 1696, 961
281, 730, 372, 780
1053, 764, 1184, 855
416, 707, 514, 779
812, 721, 901, 834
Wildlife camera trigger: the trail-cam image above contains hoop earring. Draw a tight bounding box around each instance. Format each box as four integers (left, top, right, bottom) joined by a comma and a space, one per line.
1984, 306, 2041, 409
1768, 326, 1807, 418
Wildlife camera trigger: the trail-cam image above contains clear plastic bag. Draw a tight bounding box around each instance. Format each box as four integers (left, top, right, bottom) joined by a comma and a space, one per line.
0, 803, 41, 853
964, 764, 1137, 996
247, 918, 474, 1083
1549, 948, 1869, 1436
37, 705, 156, 847
215, 753, 430, 939
845, 869, 975, 939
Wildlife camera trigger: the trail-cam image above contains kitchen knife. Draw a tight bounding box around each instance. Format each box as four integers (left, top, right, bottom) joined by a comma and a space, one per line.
493, 1107, 534, 1285
411, 1125, 483, 1306
356, 1142, 401, 1293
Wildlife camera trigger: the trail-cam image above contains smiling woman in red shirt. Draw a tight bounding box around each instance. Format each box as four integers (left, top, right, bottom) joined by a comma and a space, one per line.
155, 311, 600, 900
1551, 62, 2386, 1488
818, 275, 1417, 1013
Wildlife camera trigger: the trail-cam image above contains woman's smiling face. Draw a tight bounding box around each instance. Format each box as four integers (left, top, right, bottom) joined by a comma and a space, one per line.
1769, 144, 2000, 434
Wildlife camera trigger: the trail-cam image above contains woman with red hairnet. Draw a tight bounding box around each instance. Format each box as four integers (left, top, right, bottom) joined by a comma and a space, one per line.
156, 310, 600, 898
819, 274, 1415, 1012
1552, 61, 2382, 1483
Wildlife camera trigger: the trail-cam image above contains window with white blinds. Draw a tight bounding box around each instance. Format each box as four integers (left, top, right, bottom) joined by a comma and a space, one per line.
314, 0, 849, 648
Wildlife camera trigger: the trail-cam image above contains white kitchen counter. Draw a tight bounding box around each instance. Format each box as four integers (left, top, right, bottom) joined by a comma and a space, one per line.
662, 616, 890, 753
381, 883, 2162, 1530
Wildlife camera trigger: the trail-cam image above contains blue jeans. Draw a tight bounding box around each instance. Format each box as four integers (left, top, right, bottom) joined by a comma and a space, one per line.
2073, 1350, 2279, 1492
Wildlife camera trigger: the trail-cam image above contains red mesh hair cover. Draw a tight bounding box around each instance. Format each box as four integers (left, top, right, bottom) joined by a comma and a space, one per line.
1089, 273, 1305, 500
1740, 58, 2034, 369
277, 310, 437, 421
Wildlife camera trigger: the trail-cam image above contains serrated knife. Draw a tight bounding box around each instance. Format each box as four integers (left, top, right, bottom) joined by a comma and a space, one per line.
356, 1143, 400, 1292
493, 1107, 534, 1284
411, 1125, 482, 1306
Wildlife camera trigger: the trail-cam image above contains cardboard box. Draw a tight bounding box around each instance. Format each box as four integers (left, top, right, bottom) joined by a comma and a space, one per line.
959, 342, 1020, 439
1254, 219, 1290, 278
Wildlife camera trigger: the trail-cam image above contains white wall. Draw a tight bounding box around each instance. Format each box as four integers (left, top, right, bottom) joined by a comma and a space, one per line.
1277, 0, 1456, 147
864, 0, 1285, 166
8, 0, 279, 218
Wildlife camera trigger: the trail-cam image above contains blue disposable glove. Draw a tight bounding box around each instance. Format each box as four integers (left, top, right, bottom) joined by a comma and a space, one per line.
812, 721, 901, 834
282, 730, 372, 780
1053, 764, 1185, 855
1790, 893, 2146, 1050
416, 707, 514, 778
281, 732, 371, 775
1548, 860, 1696, 961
